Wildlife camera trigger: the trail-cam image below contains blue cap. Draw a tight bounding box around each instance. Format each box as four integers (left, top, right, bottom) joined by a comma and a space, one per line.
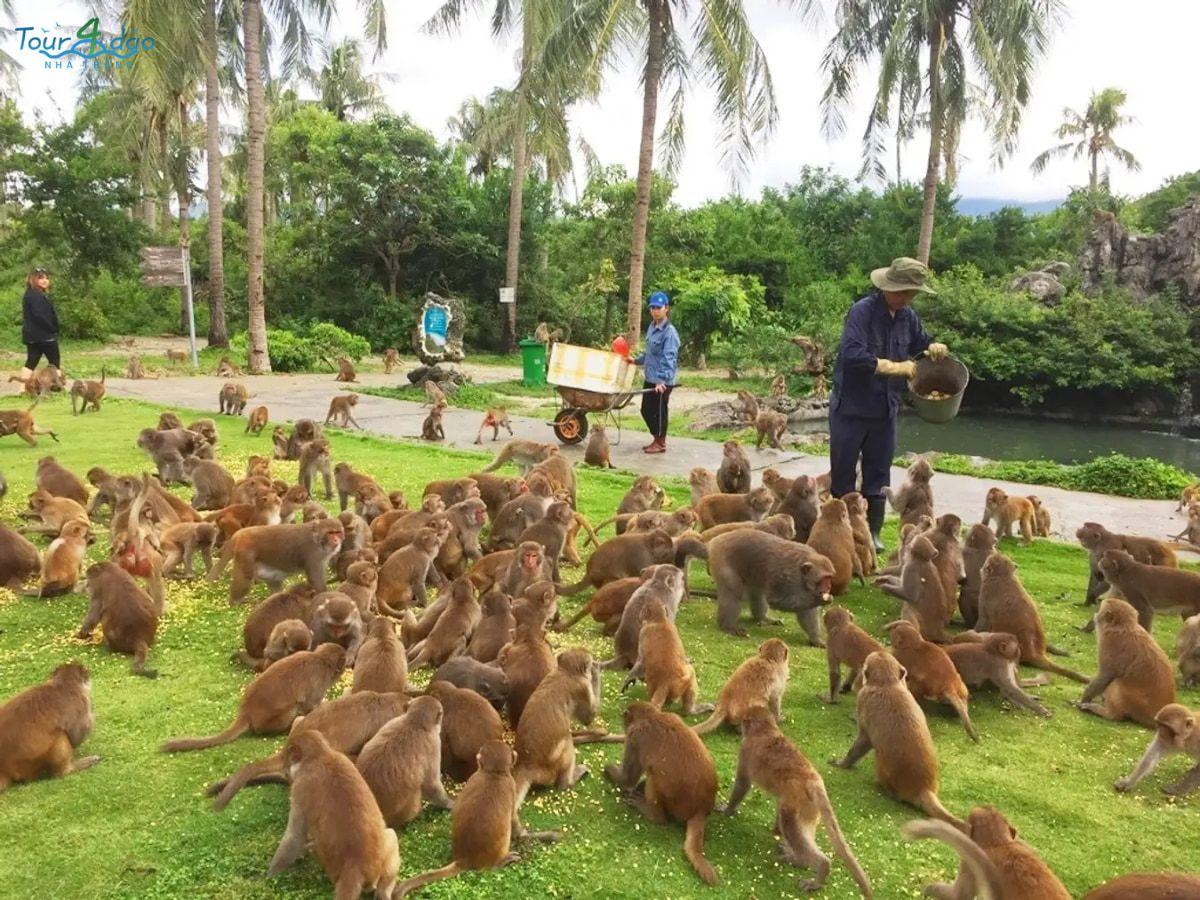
647, 291, 670, 308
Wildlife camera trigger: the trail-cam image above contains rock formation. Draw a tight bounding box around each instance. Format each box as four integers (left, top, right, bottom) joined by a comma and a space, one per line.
1078, 197, 1200, 304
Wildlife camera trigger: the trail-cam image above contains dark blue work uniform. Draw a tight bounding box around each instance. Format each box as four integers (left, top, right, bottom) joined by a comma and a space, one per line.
828, 291, 931, 499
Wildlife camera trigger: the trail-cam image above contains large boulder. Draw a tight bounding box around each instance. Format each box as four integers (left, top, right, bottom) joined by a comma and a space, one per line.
1078, 197, 1200, 305
1009, 270, 1065, 306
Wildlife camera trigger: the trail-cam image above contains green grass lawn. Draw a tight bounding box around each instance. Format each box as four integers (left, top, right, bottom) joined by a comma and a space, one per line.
0, 395, 1197, 898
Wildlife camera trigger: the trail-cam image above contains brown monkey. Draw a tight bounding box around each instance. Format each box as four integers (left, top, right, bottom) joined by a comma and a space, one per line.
238, 584, 321, 667
422, 401, 446, 441
325, 393, 363, 429
754, 408, 789, 450
392, 740, 559, 898
356, 695, 453, 827
1028, 495, 1051, 537
1178, 614, 1200, 687
340, 558, 378, 613
182, 457, 235, 510
716, 439, 751, 494
434, 657, 511, 713
215, 354, 243, 377
69, 371, 105, 415
622, 600, 711, 715
1083, 873, 1200, 899
821, 607, 884, 703
603, 564, 686, 670
272, 426, 290, 460
278, 484, 310, 524
473, 406, 513, 444
887, 621, 978, 741
621, 507, 699, 539
425, 681, 507, 782
808, 498, 863, 595
694, 638, 789, 734
517, 501, 574, 582
337, 509, 370, 553
207, 518, 344, 605
356, 484, 396, 524
944, 632, 1052, 718
85, 466, 119, 519
689, 467, 720, 506
136, 427, 203, 484
830, 652, 964, 828
334, 460, 377, 511
925, 513, 965, 619
217, 381, 248, 415
165, 348, 188, 364
21, 490, 88, 536
886, 457, 935, 526
1075, 597, 1175, 728
605, 702, 719, 885
486, 482, 555, 552
876, 535, 950, 642
584, 423, 616, 467
697, 512, 795, 543
187, 418, 219, 447
372, 494, 443, 544
498, 603, 556, 726
616, 474, 668, 522
382, 347, 399, 373
958, 524, 997, 628
162, 644, 345, 751
465, 472, 526, 522
158, 411, 183, 430
423, 477, 480, 508
1096, 549, 1200, 632
557, 529, 675, 596
840, 491, 876, 575
978, 553, 1088, 682
267, 730, 399, 898
245, 405, 269, 435
159, 521, 219, 577
1115, 702, 1200, 795
982, 487, 1035, 544
770, 373, 788, 397
736, 389, 760, 423
719, 705, 872, 897
0, 662, 98, 792
480, 439, 558, 475
432, 498, 488, 579
407, 578, 481, 669
77, 561, 162, 677
125, 355, 153, 379
423, 379, 447, 407
376, 526, 448, 614
695, 486, 774, 531
468, 588, 515, 663
31, 519, 91, 597
331, 356, 358, 382
240, 619, 313, 672
0, 525, 41, 590
285, 418, 323, 459
554, 574, 642, 635
779, 473, 820, 543
1077, 521, 1177, 607
0, 402, 58, 446
309, 593, 366, 665
353, 616, 408, 694
901, 806, 1070, 900
760, 468, 793, 509
36, 456, 88, 505
529, 452, 577, 509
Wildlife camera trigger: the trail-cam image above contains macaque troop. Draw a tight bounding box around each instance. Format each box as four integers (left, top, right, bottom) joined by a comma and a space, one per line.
2, 399, 1199, 900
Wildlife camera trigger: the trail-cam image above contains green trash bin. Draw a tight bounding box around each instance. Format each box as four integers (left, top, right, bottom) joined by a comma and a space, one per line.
519, 338, 547, 387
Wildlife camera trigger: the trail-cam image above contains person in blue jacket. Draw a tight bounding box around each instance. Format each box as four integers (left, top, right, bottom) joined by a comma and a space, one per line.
19, 267, 61, 381
829, 257, 949, 550
634, 291, 680, 454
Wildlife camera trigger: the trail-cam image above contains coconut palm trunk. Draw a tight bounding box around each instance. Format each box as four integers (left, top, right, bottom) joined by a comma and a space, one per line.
625, 0, 666, 345
915, 20, 945, 266
204, 0, 228, 347
244, 0, 270, 372
501, 104, 528, 353
176, 101, 192, 335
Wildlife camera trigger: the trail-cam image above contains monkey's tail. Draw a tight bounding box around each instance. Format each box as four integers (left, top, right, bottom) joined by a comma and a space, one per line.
1044, 642, 1072, 657
393, 862, 463, 899
208, 754, 286, 810
207, 541, 234, 582
914, 791, 968, 832
587, 516, 624, 545
1031, 655, 1089, 683
690, 708, 725, 736
1165, 540, 1200, 554
573, 513, 600, 548
683, 815, 718, 885
160, 715, 249, 752
812, 787, 872, 898
673, 535, 708, 570
901, 819, 1002, 899
100, 367, 106, 384
553, 601, 593, 633
555, 579, 589, 597
479, 455, 504, 473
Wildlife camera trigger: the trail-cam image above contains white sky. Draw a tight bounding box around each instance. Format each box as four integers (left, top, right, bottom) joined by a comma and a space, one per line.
7, 0, 1197, 208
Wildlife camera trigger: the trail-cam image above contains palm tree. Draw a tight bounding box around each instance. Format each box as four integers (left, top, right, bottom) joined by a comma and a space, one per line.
203, 0, 232, 346
546, 0, 791, 343
1031, 87, 1140, 191
0, 0, 21, 99
823, 0, 1064, 265
312, 39, 388, 121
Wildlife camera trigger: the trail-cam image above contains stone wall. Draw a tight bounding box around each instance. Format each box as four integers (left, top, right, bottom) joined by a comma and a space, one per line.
1078, 196, 1200, 304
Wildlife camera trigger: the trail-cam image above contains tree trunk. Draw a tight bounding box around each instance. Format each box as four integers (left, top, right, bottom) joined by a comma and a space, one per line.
156, 118, 171, 228
501, 116, 528, 354
1090, 147, 1098, 191
624, 0, 666, 345
916, 21, 946, 266
204, 0, 228, 347
176, 100, 192, 336
244, 0, 270, 372
388, 264, 399, 300
141, 155, 157, 229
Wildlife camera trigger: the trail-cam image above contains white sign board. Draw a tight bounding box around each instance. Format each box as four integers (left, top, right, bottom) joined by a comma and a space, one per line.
499, 287, 515, 304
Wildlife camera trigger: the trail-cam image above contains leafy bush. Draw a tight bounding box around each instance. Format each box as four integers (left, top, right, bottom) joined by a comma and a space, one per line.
917, 452, 1191, 500
56, 294, 109, 340
720, 321, 801, 380
88, 270, 178, 336
230, 329, 319, 372
663, 267, 765, 365
307, 322, 371, 362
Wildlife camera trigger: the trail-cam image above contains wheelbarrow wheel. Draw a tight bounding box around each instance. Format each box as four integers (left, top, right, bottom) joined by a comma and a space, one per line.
553, 409, 588, 445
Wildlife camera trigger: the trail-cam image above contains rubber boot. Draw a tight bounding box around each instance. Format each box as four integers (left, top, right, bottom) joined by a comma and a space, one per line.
867, 497, 886, 553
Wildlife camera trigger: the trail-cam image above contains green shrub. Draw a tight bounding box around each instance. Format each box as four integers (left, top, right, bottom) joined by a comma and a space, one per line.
88, 270, 177, 335
663, 267, 766, 365
230, 329, 319, 373
720, 321, 801, 379
56, 294, 109, 340
307, 322, 371, 362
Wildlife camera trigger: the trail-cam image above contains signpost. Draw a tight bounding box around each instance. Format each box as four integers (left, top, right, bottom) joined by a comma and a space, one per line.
499, 287, 515, 304
140, 246, 197, 366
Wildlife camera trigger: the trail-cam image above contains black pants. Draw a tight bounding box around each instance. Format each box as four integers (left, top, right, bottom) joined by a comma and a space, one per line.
24, 341, 60, 370
640, 381, 672, 438
828, 409, 896, 500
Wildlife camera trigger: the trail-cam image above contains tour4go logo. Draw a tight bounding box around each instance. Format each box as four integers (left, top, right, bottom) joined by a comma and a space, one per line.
12, 16, 155, 71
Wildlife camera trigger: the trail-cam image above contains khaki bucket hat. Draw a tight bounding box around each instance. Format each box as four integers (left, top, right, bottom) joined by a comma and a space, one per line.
870, 257, 937, 294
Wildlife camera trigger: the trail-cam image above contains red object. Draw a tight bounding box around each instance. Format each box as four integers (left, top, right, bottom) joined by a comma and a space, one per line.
117, 541, 154, 578
611, 336, 630, 358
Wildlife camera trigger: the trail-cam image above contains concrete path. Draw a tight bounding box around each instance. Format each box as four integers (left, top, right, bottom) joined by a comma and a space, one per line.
105, 373, 1188, 546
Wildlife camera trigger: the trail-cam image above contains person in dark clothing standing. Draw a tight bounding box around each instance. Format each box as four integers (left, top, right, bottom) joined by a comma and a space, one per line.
633, 291, 680, 454
829, 258, 949, 551
20, 267, 61, 381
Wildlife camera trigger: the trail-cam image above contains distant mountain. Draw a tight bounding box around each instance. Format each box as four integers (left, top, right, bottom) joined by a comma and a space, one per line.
955, 197, 1063, 217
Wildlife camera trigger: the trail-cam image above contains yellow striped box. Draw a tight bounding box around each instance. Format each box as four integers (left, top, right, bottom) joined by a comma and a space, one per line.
547, 343, 638, 393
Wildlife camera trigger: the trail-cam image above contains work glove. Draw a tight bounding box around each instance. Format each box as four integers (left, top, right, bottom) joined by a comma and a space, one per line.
926, 342, 949, 361
875, 358, 916, 379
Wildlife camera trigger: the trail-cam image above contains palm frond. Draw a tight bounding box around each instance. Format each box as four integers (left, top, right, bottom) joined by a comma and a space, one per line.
422, 0, 486, 36
357, 0, 388, 57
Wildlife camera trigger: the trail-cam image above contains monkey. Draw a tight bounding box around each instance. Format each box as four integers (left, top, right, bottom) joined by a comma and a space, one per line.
465, 588, 515, 663
237, 584, 321, 667
512, 647, 602, 804
830, 651, 964, 828
355, 484, 397, 524
333, 460, 377, 512
779, 473, 820, 543
35, 456, 89, 506
808, 498, 864, 595
886, 621, 978, 741
618, 598, 712, 716
392, 739, 560, 898
944, 632, 1052, 718
769, 373, 788, 398
465, 543, 549, 601
486, 482, 556, 552
205, 490, 283, 542
276, 484, 310, 524
1114, 702, 1200, 796
719, 705, 872, 897
159, 521, 219, 578
981, 487, 1036, 544
498, 603, 557, 727
693, 638, 789, 735
422, 401, 446, 441
604, 701, 719, 885
180, 458, 235, 511
473, 406, 513, 444
840, 491, 877, 575
125, 355, 157, 379
736, 389, 760, 423
423, 379, 447, 407
0, 662, 98, 793
1169, 501, 1200, 547
339, 556, 378, 609
1074, 597, 1175, 728
165, 348, 187, 364
556, 529, 675, 595
1096, 548, 1200, 632
158, 411, 183, 430
76, 561, 162, 677
1178, 614, 1200, 687
347, 617, 406, 695
238, 619, 314, 672
753, 408, 789, 450
614, 474, 668, 525
977, 552, 1088, 682
187, 418, 219, 447
923, 513, 965, 619
431, 657, 510, 711
885, 457, 935, 526
208, 518, 344, 605
216, 355, 243, 377
69, 371, 105, 415
958, 524, 997, 628
294, 437, 333, 502
615, 507, 699, 540
759, 468, 792, 509
372, 494, 443, 544
901, 806, 1070, 900
84, 467, 119, 520
480, 438, 557, 475
136, 427, 203, 484
162, 644, 345, 752
0, 402, 58, 446
376, 526, 448, 615
1077, 521, 1177, 608
530, 452, 578, 509
703, 529, 835, 643
331, 355, 358, 382
584, 422, 616, 467
0, 524, 41, 590
695, 486, 775, 532
355, 695, 453, 828
821, 606, 884, 703
689, 467, 720, 507
272, 426, 290, 460
717, 439, 751, 494
431, 498, 488, 580
517, 501, 574, 583
875, 535, 951, 643
407, 577, 481, 669
267, 730, 400, 898
465, 472, 527, 522
1082, 873, 1200, 899
325, 393, 363, 429
424, 682, 507, 782
21, 489, 89, 535
309, 593, 366, 665
1028, 495, 1051, 537
217, 381, 248, 416
29, 519, 90, 598
245, 405, 269, 435
554, 574, 643, 635
382, 347, 399, 374
422, 477, 480, 510
602, 564, 686, 671
284, 418, 323, 461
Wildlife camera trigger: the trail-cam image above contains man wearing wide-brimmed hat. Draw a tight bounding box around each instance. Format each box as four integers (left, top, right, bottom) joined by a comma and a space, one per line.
828, 257, 949, 551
